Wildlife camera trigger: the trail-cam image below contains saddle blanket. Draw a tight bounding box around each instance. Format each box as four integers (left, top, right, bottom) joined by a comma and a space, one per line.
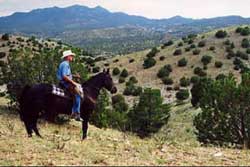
52, 84, 84, 99
52, 85, 66, 97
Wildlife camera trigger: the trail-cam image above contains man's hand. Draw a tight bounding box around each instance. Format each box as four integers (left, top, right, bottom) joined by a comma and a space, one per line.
63, 75, 78, 86
73, 73, 81, 79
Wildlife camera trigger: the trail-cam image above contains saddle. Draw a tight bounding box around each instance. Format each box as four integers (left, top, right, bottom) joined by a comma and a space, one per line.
51, 84, 84, 100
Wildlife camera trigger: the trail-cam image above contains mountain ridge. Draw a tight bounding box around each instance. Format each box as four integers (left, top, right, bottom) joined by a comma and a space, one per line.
1, 5, 250, 55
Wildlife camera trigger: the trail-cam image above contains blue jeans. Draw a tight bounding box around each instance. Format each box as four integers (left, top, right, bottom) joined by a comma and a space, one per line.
73, 94, 81, 114
60, 81, 81, 114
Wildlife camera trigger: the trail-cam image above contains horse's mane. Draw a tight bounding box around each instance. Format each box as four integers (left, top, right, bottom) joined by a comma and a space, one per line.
82, 72, 104, 88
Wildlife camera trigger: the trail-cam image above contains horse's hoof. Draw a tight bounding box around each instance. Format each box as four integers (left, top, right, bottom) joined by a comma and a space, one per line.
38, 135, 43, 139
28, 134, 32, 138
82, 135, 87, 140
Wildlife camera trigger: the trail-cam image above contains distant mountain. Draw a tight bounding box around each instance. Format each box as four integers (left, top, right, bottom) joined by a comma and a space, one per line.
0, 5, 192, 34
0, 5, 250, 55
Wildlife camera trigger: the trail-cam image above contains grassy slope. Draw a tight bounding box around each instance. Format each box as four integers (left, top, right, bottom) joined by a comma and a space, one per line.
0, 98, 249, 166
96, 26, 249, 102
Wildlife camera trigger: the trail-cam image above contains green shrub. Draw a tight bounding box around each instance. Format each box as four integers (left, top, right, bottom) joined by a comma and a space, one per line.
173, 49, 182, 56
182, 37, 188, 43
209, 46, 216, 51
215, 30, 227, 38
190, 76, 200, 84
92, 66, 100, 73
234, 65, 240, 71
198, 40, 206, 47
241, 38, 250, 48
162, 77, 174, 85
104, 63, 109, 67
120, 69, 129, 78
188, 34, 197, 39
188, 39, 194, 44
0, 52, 6, 59
112, 94, 129, 113
176, 89, 189, 100
226, 51, 235, 59
119, 77, 126, 83
246, 48, 250, 54
235, 27, 243, 33
128, 76, 138, 84
240, 27, 250, 36
178, 42, 183, 47
194, 67, 207, 77
192, 73, 250, 148
157, 65, 172, 78
146, 47, 159, 58
193, 49, 201, 55
233, 57, 243, 67
159, 56, 165, 61
215, 73, 226, 80
129, 59, 135, 63
190, 44, 196, 49
185, 47, 191, 52
236, 50, 249, 60
143, 57, 156, 69
0, 60, 4, 66
223, 39, 231, 45
91, 90, 128, 131
1, 48, 88, 105
123, 84, 142, 96
180, 77, 190, 87
128, 88, 170, 137
164, 64, 173, 72
1, 33, 9, 41
230, 42, 235, 49
201, 55, 212, 65
112, 67, 120, 76
215, 61, 223, 68
178, 58, 188, 67
163, 40, 174, 47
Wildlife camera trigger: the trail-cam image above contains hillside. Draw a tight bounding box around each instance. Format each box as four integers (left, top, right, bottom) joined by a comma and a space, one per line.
0, 97, 249, 166
96, 25, 250, 103
1, 5, 250, 55
0, 34, 60, 61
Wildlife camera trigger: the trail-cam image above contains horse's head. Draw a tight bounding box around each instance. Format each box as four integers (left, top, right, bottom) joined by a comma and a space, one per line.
101, 69, 117, 94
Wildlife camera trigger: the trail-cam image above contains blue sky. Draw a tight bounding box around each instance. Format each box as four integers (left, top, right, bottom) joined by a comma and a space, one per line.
0, 0, 250, 19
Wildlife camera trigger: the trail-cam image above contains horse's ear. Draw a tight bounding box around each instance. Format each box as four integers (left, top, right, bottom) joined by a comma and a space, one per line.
107, 68, 110, 74
103, 69, 106, 73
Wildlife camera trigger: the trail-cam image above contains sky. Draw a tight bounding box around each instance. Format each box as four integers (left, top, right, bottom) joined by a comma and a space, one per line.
0, 0, 250, 19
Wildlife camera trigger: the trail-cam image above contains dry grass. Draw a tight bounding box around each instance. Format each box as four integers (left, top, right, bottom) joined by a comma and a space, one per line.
0, 98, 250, 166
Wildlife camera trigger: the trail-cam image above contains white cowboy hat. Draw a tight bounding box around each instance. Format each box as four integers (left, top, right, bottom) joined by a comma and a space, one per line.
61, 50, 76, 59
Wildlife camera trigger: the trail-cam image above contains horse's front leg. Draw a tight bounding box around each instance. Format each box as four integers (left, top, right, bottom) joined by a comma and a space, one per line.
81, 110, 90, 140
81, 120, 88, 140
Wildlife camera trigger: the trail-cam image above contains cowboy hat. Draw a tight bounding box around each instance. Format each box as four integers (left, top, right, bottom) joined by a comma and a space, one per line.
61, 50, 76, 59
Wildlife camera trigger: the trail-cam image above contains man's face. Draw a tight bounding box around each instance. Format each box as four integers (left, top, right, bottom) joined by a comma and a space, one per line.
67, 55, 74, 62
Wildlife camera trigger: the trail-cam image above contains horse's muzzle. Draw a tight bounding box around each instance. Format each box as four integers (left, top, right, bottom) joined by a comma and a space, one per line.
110, 86, 117, 94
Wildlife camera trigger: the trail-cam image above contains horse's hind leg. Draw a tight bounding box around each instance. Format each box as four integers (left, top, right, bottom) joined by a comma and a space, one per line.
31, 117, 42, 138
33, 125, 42, 138
24, 120, 33, 137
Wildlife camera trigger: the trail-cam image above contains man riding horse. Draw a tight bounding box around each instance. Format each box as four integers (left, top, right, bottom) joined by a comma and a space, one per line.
19, 51, 117, 139
57, 50, 83, 121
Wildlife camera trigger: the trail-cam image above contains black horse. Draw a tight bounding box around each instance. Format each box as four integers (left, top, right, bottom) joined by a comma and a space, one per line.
19, 69, 117, 139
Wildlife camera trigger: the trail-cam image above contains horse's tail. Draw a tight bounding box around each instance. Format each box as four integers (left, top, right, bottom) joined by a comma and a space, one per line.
18, 85, 31, 121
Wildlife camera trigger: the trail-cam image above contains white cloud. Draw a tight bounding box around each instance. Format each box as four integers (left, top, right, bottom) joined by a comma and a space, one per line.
0, 0, 250, 19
